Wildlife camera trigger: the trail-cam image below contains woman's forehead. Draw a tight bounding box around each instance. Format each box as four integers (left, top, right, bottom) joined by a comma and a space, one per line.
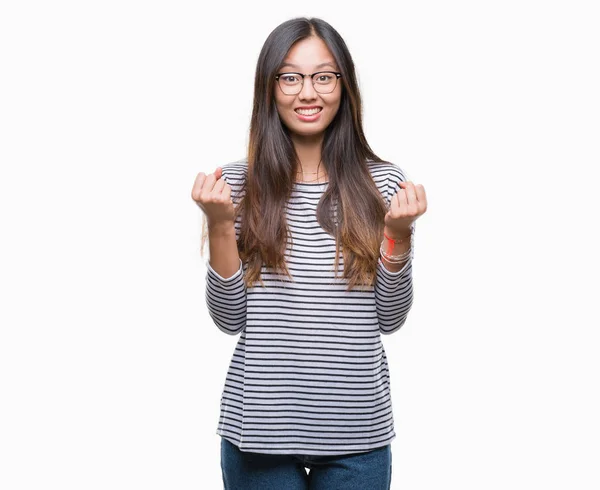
279, 61, 337, 71
280, 37, 338, 71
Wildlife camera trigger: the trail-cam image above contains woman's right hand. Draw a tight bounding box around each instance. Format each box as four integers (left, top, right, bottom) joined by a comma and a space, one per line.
191, 167, 235, 228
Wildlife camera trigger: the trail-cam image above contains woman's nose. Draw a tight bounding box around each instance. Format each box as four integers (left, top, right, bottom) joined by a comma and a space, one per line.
298, 76, 317, 99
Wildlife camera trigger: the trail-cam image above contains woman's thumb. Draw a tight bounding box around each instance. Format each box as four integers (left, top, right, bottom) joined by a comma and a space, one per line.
214, 167, 223, 179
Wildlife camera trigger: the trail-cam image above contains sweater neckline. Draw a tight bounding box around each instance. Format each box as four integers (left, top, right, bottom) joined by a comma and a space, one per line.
293, 180, 329, 186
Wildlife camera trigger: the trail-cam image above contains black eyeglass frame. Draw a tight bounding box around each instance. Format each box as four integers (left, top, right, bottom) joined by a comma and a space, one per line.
274, 71, 343, 94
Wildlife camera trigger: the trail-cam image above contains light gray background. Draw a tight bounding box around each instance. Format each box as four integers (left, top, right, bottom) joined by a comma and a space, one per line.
1, 1, 598, 488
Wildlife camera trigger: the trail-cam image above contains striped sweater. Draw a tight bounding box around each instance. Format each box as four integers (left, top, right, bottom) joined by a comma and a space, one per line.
205, 159, 415, 455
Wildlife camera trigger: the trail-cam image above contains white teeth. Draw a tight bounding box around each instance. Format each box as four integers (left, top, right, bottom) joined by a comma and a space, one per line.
295, 108, 322, 115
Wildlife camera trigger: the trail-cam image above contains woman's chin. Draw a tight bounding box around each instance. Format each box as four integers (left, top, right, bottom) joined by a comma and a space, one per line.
287, 122, 327, 137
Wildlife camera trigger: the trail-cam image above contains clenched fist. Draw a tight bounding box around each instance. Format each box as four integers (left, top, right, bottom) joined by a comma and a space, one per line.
191, 167, 236, 228
384, 181, 427, 237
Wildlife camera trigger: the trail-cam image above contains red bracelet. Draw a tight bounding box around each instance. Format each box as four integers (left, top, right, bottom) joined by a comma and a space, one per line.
383, 230, 411, 255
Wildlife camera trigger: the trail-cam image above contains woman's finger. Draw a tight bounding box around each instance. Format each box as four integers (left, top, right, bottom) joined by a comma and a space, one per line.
394, 188, 405, 213
400, 181, 418, 215
201, 172, 218, 197
222, 183, 232, 204
191, 172, 207, 202
212, 177, 226, 195
415, 184, 427, 212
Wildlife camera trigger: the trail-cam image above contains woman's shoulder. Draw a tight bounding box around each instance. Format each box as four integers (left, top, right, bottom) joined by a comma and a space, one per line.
366, 159, 410, 183
219, 158, 248, 205
366, 159, 411, 196
366, 159, 412, 207
220, 158, 248, 185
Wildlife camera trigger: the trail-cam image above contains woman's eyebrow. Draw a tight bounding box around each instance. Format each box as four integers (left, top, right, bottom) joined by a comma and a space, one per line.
280, 61, 337, 70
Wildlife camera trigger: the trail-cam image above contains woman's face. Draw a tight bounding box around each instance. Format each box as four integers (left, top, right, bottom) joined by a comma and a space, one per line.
274, 36, 342, 139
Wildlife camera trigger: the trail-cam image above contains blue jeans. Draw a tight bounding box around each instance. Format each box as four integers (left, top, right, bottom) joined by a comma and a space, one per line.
220, 437, 392, 490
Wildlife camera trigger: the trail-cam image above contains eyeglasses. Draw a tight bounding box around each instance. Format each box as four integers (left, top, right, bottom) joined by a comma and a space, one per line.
275, 71, 342, 95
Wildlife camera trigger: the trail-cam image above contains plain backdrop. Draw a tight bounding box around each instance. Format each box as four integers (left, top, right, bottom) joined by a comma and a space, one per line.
1, 1, 599, 489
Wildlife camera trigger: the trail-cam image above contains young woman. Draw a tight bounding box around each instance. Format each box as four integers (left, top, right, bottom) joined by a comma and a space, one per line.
192, 16, 427, 490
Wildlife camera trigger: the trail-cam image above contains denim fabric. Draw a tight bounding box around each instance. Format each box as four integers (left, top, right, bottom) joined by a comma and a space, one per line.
221, 437, 392, 490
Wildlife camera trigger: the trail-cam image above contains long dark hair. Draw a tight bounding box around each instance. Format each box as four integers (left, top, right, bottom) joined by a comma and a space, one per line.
236, 17, 390, 291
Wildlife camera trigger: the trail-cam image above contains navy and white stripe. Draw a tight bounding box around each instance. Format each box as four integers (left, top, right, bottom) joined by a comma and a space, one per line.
205, 159, 415, 455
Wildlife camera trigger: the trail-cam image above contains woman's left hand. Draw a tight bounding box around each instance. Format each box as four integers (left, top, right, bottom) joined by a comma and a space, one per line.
384, 181, 428, 237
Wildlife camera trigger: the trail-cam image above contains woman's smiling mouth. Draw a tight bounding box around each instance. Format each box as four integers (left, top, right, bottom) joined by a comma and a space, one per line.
294, 106, 323, 121
295, 107, 322, 115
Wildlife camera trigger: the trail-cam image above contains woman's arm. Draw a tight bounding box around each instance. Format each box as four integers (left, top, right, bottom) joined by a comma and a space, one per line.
205, 256, 247, 335
199, 163, 248, 335
380, 225, 412, 273
208, 222, 241, 279
375, 223, 415, 335
374, 165, 419, 334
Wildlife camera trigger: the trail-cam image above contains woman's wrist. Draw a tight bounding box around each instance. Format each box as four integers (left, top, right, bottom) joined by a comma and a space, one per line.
380, 227, 412, 265
383, 226, 412, 241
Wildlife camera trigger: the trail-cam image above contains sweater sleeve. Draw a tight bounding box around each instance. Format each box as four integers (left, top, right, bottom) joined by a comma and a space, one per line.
375, 164, 416, 335
205, 257, 247, 335
204, 161, 248, 336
